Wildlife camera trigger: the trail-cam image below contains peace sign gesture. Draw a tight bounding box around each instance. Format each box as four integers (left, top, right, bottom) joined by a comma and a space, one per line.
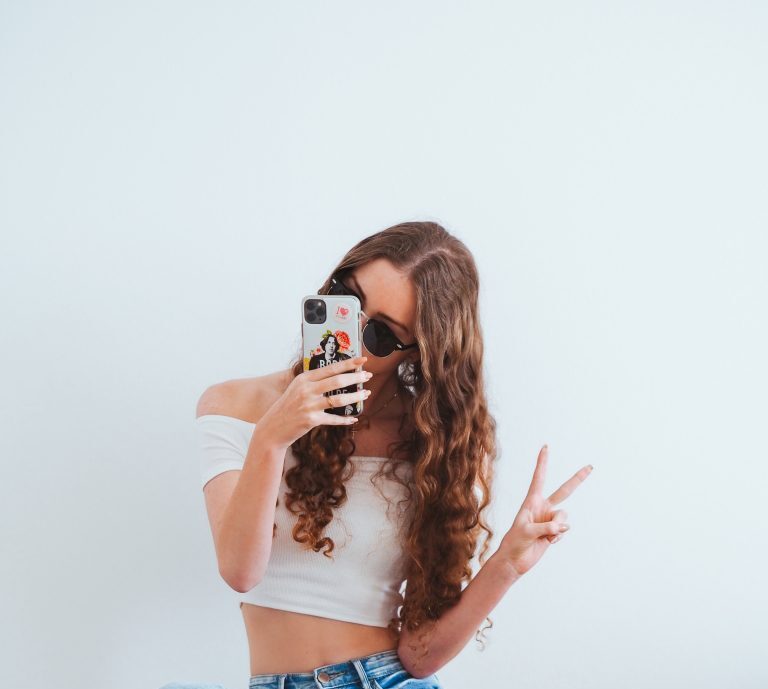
496, 445, 593, 576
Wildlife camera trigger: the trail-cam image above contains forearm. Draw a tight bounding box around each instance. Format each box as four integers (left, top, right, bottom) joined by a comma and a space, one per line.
216, 426, 288, 592
398, 550, 522, 678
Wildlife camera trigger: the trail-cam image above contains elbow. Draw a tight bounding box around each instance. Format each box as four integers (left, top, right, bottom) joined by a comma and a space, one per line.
229, 578, 256, 594
397, 645, 436, 680
403, 665, 436, 681
226, 574, 260, 594
220, 566, 261, 593
217, 549, 266, 593
406, 665, 437, 681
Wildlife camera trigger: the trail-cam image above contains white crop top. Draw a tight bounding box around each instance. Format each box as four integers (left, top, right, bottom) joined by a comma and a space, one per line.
195, 414, 413, 627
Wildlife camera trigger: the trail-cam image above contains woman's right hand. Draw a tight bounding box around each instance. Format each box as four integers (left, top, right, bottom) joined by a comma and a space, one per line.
257, 356, 372, 450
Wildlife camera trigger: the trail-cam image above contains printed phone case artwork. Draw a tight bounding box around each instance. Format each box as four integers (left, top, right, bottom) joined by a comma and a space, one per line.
302, 294, 364, 416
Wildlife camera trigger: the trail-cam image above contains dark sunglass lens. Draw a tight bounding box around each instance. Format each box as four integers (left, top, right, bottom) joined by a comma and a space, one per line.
363, 319, 396, 357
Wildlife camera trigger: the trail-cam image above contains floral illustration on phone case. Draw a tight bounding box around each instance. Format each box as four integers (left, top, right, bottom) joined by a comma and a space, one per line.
308, 329, 353, 369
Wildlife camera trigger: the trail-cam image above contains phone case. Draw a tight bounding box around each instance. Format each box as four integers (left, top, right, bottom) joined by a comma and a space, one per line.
301, 293, 364, 416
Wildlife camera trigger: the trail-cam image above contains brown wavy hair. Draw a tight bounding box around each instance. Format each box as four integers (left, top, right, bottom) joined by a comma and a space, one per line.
281, 221, 499, 668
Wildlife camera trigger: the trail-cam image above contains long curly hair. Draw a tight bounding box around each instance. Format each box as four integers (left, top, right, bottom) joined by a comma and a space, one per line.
281, 220, 499, 667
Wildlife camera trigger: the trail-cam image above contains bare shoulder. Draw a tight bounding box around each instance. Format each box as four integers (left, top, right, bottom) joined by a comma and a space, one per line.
196, 367, 294, 424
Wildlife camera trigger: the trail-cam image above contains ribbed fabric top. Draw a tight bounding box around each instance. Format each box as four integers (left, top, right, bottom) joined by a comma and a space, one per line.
195, 414, 413, 627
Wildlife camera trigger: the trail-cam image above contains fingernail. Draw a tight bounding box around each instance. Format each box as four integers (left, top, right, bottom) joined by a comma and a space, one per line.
559, 524, 570, 532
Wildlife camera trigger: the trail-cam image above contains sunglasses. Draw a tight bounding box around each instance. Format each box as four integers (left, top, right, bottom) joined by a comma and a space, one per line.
326, 273, 418, 358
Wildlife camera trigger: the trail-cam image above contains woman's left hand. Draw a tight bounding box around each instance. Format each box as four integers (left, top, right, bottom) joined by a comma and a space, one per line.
497, 445, 593, 576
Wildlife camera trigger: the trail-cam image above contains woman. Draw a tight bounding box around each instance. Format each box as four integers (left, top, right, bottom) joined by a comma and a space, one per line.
164, 221, 592, 689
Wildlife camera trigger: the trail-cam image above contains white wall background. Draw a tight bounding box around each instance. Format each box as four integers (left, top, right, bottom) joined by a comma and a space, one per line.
1, 2, 766, 688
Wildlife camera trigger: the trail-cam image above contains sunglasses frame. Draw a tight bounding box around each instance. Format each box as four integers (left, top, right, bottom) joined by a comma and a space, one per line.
326, 273, 418, 358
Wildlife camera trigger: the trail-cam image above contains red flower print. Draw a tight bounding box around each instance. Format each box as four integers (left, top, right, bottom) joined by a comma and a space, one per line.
335, 330, 351, 351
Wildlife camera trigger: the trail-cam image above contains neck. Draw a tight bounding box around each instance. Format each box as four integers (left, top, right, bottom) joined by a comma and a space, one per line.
362, 372, 400, 417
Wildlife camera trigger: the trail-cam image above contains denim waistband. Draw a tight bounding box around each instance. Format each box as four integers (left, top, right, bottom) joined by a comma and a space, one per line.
248, 648, 404, 689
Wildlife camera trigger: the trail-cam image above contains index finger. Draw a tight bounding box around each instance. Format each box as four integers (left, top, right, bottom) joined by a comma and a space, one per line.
524, 445, 549, 502
303, 355, 367, 381
547, 465, 593, 506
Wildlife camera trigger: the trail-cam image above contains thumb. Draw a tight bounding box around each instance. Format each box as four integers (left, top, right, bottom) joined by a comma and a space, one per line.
529, 520, 569, 539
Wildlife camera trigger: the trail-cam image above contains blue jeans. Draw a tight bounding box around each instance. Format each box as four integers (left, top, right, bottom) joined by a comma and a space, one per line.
159, 648, 443, 689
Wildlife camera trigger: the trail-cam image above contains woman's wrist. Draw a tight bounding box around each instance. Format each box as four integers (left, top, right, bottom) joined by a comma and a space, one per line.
488, 548, 524, 582
249, 418, 291, 458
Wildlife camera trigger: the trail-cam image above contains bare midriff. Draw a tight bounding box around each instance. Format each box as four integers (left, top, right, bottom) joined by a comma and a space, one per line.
242, 602, 399, 675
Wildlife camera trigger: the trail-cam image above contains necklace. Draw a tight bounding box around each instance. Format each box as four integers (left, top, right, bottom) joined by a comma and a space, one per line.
351, 387, 399, 436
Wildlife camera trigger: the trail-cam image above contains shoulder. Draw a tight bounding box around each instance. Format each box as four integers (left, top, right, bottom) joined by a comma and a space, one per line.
196, 367, 294, 424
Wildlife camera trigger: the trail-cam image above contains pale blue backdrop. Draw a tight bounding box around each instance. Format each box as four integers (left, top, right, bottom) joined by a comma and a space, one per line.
1, 2, 765, 688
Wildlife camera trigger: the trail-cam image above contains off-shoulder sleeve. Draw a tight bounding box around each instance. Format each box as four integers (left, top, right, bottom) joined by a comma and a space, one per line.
196, 415, 249, 490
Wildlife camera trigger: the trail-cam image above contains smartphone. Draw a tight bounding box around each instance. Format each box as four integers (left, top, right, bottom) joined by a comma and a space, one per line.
301, 292, 364, 416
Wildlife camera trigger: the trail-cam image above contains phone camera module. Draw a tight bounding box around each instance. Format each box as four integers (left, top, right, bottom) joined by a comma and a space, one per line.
304, 298, 327, 324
